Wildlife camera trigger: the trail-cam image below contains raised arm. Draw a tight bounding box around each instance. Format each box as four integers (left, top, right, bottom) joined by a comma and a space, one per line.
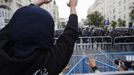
54, 0, 78, 61
67, 0, 77, 15
50, 0, 78, 74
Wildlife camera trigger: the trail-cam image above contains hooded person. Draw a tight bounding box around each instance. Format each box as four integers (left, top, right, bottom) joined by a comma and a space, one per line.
10, 4, 54, 58
0, 0, 78, 75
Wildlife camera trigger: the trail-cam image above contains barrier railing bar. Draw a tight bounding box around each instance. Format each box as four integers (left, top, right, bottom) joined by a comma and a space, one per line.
66, 56, 86, 75
96, 60, 118, 70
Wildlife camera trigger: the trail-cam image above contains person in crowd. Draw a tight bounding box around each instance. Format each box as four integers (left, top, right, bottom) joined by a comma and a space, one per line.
0, 0, 78, 75
114, 59, 134, 71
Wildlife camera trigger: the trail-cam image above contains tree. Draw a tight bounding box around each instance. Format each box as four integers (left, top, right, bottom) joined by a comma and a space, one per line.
129, 7, 134, 22
118, 18, 126, 27
86, 11, 104, 27
99, 22, 104, 28
111, 20, 117, 29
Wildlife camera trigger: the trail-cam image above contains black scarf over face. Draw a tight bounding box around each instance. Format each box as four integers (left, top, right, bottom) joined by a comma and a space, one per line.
9, 5, 54, 58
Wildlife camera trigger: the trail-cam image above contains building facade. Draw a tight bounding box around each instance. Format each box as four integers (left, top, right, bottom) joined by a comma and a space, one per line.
88, 0, 134, 27
0, 0, 30, 29
30, 0, 59, 30
0, 0, 59, 30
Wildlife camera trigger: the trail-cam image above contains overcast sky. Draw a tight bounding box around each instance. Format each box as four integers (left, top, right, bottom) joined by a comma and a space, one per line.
55, 0, 95, 21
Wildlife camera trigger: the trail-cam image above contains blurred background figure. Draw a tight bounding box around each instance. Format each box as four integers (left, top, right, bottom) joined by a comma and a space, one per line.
114, 59, 134, 71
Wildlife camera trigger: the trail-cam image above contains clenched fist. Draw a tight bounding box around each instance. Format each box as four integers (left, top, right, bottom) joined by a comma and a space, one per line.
67, 0, 78, 15
67, 0, 78, 7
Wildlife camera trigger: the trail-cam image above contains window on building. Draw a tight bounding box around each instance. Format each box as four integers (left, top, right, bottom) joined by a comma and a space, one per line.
0, 9, 1, 17
8, 13, 10, 18
129, 6, 133, 10
113, 9, 116, 13
4, 11, 6, 18
118, 0, 121, 6
5, 12, 7, 19
2, 11, 4, 17
113, 1, 115, 4
118, 11, 121, 14
124, 0, 126, 4
17, 0, 23, 3
113, 15, 116, 20
124, 6, 126, 11
124, 15, 126, 20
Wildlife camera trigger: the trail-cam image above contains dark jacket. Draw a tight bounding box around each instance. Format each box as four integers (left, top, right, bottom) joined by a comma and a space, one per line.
0, 7, 78, 75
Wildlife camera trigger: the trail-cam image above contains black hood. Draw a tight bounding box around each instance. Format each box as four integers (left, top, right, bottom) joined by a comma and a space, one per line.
9, 5, 54, 58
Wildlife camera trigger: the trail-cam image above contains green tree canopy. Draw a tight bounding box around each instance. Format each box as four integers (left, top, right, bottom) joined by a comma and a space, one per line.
118, 18, 126, 27
129, 7, 134, 21
111, 20, 117, 29
86, 11, 104, 27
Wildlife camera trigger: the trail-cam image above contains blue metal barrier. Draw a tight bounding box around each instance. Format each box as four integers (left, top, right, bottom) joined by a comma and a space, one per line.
66, 56, 86, 75
96, 60, 117, 72
63, 36, 134, 75
65, 52, 134, 75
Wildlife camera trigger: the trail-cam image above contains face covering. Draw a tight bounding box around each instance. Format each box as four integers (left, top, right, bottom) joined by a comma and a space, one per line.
9, 5, 54, 58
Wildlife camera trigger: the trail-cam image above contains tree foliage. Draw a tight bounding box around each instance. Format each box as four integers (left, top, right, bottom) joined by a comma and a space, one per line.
111, 20, 117, 29
118, 18, 126, 27
86, 11, 104, 27
129, 7, 134, 21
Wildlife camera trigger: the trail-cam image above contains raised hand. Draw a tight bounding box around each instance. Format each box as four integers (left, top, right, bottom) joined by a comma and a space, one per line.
67, 0, 78, 15
35, 0, 52, 6
88, 59, 96, 68
67, 0, 78, 7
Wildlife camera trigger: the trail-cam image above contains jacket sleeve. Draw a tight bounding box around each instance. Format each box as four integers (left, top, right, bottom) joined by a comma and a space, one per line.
0, 25, 10, 40
92, 66, 100, 73
50, 14, 78, 74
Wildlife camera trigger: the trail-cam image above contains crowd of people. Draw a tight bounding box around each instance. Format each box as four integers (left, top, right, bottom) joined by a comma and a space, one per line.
55, 27, 134, 38
78, 27, 134, 37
